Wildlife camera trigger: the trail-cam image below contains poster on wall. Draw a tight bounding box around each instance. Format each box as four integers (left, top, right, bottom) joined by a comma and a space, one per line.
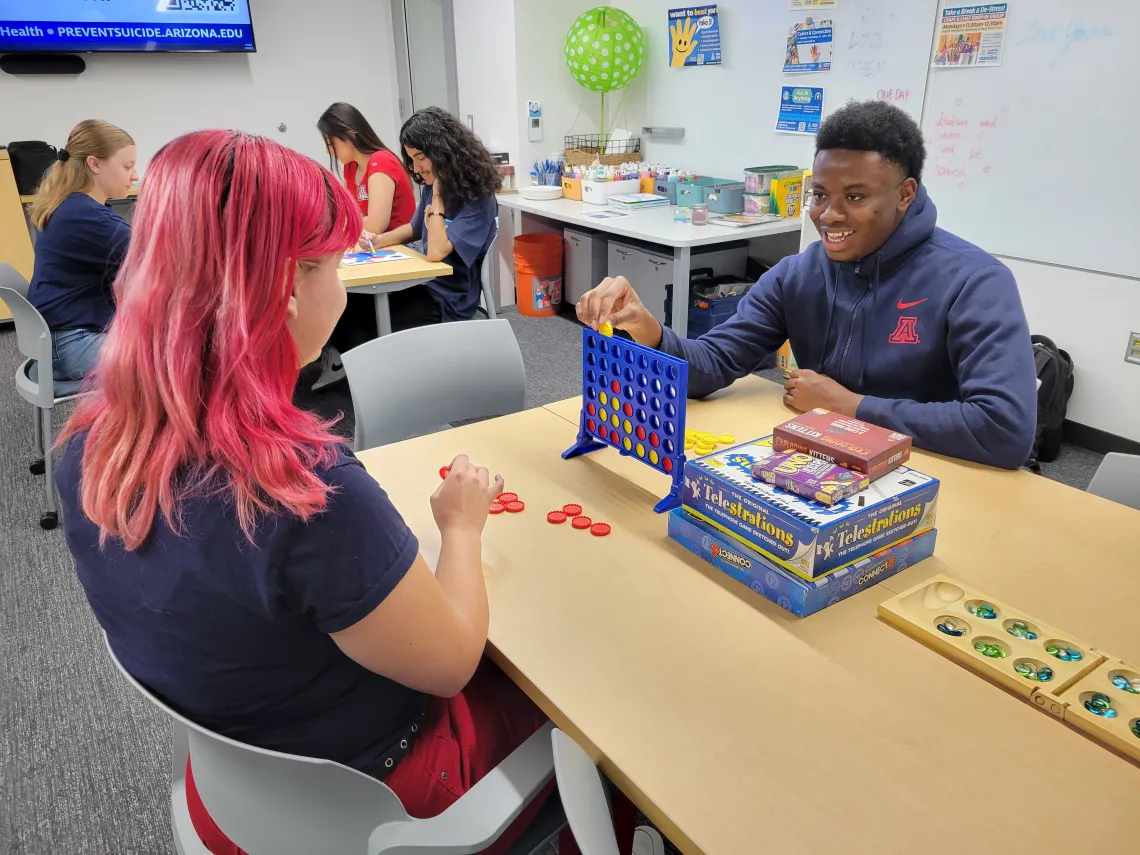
790, 0, 836, 8
775, 85, 825, 134
783, 17, 833, 72
667, 5, 721, 67
932, 4, 1008, 68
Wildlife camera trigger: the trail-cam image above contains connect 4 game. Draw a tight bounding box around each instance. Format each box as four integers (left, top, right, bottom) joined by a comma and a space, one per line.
562, 327, 689, 512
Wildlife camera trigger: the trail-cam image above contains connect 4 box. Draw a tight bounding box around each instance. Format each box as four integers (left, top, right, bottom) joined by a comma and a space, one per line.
670, 509, 936, 617
682, 436, 938, 580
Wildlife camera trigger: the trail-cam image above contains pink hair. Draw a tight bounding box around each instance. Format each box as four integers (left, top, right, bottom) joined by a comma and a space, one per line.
63, 129, 363, 549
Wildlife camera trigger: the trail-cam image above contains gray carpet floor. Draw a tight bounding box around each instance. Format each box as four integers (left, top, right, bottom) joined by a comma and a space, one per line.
0, 308, 1103, 854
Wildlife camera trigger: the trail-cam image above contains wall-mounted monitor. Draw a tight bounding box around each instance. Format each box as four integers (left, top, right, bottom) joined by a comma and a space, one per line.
0, 1, 256, 54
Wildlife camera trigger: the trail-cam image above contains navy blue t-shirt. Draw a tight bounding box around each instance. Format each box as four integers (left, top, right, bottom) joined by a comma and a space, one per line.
28, 192, 131, 332
410, 189, 497, 321
57, 437, 429, 771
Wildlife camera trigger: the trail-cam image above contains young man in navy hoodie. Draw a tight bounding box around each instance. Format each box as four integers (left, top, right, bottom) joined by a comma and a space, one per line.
576, 101, 1037, 469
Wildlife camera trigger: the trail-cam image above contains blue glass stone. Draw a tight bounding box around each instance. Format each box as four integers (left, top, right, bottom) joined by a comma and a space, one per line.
1112, 675, 1139, 694
968, 602, 997, 619
1084, 693, 1116, 717
1131, 719, 1140, 739
1037, 667, 1053, 681
937, 620, 966, 637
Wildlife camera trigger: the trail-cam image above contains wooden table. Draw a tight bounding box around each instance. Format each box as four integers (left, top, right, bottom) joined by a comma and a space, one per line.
338, 245, 450, 336
0, 151, 35, 323
358, 378, 1140, 855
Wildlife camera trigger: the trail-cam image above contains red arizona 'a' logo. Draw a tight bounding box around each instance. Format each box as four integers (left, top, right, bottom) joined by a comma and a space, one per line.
888, 316, 920, 344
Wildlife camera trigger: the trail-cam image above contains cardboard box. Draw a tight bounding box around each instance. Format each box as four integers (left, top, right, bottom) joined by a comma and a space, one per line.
773, 409, 911, 477
682, 436, 938, 580
752, 449, 870, 506
670, 509, 937, 617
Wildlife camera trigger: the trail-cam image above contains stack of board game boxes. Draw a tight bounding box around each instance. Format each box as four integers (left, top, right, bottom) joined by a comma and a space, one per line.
669, 409, 940, 616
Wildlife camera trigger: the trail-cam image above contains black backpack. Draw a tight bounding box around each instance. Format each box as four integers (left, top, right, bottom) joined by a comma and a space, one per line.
1028, 334, 1074, 470
7, 141, 58, 195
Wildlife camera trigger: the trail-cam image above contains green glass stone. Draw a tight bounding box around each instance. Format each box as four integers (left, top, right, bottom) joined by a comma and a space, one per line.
1014, 662, 1033, 676
1084, 693, 1116, 717
1046, 645, 1060, 656
1131, 720, 1140, 739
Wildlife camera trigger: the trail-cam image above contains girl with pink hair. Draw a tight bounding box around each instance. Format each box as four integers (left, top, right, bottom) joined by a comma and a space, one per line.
56, 130, 609, 855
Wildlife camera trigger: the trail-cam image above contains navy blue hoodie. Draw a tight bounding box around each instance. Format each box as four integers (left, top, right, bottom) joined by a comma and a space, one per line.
659, 186, 1037, 469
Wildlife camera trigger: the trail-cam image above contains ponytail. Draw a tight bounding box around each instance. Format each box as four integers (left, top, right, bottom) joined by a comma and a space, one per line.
29, 120, 134, 231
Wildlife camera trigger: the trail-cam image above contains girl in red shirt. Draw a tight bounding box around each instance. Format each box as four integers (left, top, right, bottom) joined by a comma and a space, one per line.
310, 103, 418, 390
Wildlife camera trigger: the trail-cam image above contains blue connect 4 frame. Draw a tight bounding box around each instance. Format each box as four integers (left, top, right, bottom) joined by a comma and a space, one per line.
562, 327, 689, 513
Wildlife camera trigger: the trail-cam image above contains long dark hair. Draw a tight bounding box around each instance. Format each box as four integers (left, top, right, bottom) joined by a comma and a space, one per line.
399, 107, 501, 205
316, 102, 399, 173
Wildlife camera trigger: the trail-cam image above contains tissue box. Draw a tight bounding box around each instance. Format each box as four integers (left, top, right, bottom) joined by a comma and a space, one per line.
669, 509, 937, 617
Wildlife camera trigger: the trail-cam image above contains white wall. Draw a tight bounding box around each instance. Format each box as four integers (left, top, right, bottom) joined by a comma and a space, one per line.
0, 0, 402, 173
1005, 260, 1140, 442
454, 0, 520, 163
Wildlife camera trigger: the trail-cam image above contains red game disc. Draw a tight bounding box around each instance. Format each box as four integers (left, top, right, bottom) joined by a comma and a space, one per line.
505, 501, 525, 513
562, 503, 582, 516
649, 433, 659, 447
547, 511, 568, 524
611, 379, 621, 394
488, 502, 505, 514
587, 402, 596, 416
590, 523, 611, 537
623, 402, 633, 417
635, 425, 646, 441
663, 457, 673, 473
439, 466, 451, 480
571, 515, 593, 529
497, 492, 518, 503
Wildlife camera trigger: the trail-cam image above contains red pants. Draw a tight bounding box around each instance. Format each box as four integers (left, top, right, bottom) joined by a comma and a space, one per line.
186, 659, 636, 854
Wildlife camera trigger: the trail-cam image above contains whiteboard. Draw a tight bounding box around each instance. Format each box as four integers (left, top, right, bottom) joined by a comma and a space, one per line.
920, 0, 1138, 278
629, 0, 939, 178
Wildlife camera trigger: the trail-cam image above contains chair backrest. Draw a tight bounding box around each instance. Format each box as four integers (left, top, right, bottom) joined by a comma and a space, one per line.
0, 262, 31, 298
0, 283, 57, 408
342, 318, 526, 451
1087, 452, 1140, 511
479, 232, 499, 319
102, 634, 410, 855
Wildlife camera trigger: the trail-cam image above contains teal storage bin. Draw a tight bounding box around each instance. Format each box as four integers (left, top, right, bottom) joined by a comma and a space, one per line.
676, 177, 735, 207
703, 180, 745, 214
653, 178, 678, 204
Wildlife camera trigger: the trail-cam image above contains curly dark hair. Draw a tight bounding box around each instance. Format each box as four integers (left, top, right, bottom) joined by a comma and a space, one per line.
399, 107, 501, 205
815, 100, 926, 183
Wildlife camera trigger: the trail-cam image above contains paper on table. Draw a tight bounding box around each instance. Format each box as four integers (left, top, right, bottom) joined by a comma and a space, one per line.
341, 249, 409, 266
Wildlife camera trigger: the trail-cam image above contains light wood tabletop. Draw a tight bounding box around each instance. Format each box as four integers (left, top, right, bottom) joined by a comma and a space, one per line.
358, 390, 1139, 855
338, 244, 451, 289
18, 186, 140, 204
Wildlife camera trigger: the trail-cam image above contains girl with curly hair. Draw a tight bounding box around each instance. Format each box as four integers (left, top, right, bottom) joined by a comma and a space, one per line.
366, 106, 500, 329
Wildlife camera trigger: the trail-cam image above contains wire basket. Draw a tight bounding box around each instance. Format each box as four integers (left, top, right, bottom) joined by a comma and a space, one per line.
564, 133, 641, 167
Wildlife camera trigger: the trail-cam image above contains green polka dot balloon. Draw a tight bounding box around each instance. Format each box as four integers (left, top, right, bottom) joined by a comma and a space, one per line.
563, 7, 645, 93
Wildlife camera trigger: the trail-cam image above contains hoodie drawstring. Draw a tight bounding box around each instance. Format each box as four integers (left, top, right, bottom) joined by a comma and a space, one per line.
857, 252, 883, 391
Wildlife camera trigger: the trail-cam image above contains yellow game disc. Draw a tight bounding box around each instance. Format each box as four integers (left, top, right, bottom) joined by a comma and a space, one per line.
623, 436, 632, 451
635, 443, 645, 458
599, 391, 608, 406
695, 444, 716, 455
684, 429, 696, 439
684, 439, 696, 450
717, 434, 736, 444
611, 413, 620, 427
649, 449, 660, 464
623, 419, 632, 434
600, 321, 614, 337
697, 432, 715, 442
599, 408, 608, 422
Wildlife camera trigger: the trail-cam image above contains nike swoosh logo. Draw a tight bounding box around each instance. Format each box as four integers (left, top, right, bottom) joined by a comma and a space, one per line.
897, 298, 928, 310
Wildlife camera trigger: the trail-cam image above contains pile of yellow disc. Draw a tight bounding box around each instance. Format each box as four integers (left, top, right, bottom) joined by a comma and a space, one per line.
684, 430, 736, 456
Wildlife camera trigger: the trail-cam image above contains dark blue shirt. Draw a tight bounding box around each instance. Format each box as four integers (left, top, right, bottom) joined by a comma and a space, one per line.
28, 193, 131, 332
58, 438, 428, 771
410, 189, 497, 321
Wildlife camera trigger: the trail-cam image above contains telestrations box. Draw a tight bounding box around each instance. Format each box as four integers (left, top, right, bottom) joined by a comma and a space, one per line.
682, 436, 938, 580
669, 508, 937, 617
772, 409, 911, 477
752, 450, 870, 506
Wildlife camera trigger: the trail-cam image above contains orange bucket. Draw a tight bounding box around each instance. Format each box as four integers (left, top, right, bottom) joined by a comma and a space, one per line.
513, 234, 563, 317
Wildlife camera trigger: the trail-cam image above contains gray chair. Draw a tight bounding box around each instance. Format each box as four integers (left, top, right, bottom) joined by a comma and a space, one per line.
551, 729, 620, 855
1087, 452, 1140, 511
341, 318, 525, 451
103, 633, 560, 855
0, 268, 85, 530
475, 233, 500, 320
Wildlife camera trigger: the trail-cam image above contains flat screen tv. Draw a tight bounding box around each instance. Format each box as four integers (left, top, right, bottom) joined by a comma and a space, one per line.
0, 1, 255, 54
